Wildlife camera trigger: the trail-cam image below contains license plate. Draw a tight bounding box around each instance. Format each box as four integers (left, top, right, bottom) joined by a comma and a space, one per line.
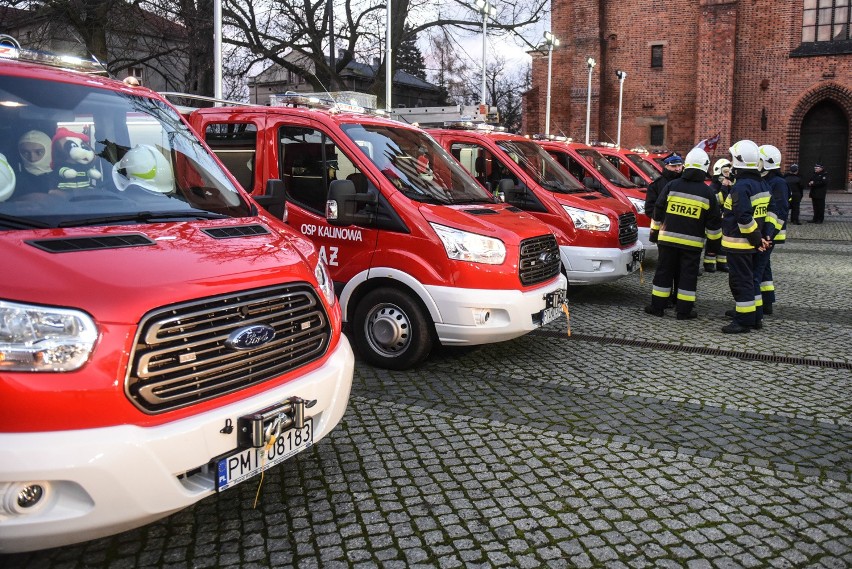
216, 418, 313, 492
537, 288, 567, 326
628, 249, 646, 273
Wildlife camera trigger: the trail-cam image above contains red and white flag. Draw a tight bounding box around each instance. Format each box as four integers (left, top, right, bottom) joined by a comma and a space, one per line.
695, 132, 721, 153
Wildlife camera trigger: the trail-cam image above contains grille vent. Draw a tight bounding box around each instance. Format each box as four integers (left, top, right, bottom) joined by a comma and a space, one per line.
519, 234, 561, 286
618, 212, 639, 246
27, 234, 155, 253
202, 224, 270, 239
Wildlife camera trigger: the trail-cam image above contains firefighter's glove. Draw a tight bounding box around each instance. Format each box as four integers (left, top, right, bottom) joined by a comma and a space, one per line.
649, 230, 659, 243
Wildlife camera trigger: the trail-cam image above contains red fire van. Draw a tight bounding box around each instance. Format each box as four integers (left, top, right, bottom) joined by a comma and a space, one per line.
534, 138, 656, 256
427, 124, 644, 285
593, 144, 661, 186
0, 45, 354, 552
187, 98, 566, 370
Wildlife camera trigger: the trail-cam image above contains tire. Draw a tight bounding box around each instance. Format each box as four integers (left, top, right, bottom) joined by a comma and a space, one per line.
351, 288, 433, 370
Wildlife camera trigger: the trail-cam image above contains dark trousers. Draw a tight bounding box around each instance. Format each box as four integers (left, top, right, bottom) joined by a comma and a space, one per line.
812, 197, 826, 222
752, 248, 774, 321
790, 194, 801, 223
726, 251, 757, 326
650, 245, 701, 315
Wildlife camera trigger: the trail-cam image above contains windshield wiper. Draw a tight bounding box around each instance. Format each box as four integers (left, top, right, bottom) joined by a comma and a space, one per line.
58, 210, 231, 227
0, 213, 54, 229
451, 198, 495, 205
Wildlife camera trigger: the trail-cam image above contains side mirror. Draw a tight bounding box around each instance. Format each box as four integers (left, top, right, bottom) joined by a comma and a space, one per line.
326, 179, 377, 226
254, 179, 287, 220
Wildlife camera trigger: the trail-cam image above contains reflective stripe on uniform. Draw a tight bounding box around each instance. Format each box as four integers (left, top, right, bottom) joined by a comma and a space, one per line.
755, 294, 763, 308
706, 227, 722, 239
722, 236, 754, 249
738, 219, 758, 233
676, 289, 696, 302
765, 211, 783, 230
760, 280, 775, 292
650, 219, 662, 230
703, 255, 717, 264
658, 231, 705, 248
652, 285, 671, 298
736, 300, 756, 313
752, 192, 771, 219
717, 254, 727, 263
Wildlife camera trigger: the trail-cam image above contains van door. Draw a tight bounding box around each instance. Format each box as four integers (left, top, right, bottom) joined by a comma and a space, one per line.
275, 123, 380, 288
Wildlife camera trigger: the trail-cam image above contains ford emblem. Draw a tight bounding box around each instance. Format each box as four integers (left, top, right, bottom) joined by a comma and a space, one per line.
226, 324, 276, 351
538, 251, 558, 265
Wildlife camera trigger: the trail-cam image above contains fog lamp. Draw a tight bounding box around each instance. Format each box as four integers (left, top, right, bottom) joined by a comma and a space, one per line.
473, 309, 491, 326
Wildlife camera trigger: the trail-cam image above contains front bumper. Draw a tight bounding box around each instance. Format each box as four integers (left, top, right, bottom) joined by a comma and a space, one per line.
426, 274, 568, 346
0, 337, 354, 554
561, 241, 645, 285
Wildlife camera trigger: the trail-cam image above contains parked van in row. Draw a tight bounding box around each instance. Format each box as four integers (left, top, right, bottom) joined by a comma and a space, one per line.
533, 137, 656, 255
427, 124, 644, 285
0, 44, 355, 552
593, 144, 661, 186
186, 97, 566, 370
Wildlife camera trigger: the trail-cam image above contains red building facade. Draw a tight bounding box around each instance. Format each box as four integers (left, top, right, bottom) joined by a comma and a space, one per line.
525, 0, 852, 190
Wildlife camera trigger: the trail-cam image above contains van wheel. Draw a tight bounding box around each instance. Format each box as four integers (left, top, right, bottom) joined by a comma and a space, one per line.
352, 288, 433, 370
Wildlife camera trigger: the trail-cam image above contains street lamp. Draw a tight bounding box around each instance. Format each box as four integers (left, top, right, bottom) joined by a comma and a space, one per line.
475, 0, 497, 107
585, 57, 596, 145
615, 70, 627, 147
543, 31, 560, 136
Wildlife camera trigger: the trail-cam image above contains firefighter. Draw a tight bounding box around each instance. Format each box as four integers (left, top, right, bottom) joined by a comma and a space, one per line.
704, 158, 734, 273
644, 153, 683, 218
721, 140, 772, 334
644, 147, 721, 320
755, 144, 789, 317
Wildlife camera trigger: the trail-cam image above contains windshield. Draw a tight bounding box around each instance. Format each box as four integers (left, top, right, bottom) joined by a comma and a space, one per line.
0, 75, 251, 229
495, 139, 586, 193
625, 153, 661, 180
576, 148, 640, 188
339, 123, 495, 204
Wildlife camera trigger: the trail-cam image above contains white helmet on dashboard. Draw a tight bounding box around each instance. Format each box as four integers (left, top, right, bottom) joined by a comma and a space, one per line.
729, 140, 760, 170
712, 158, 732, 177
0, 152, 15, 202
684, 148, 710, 172
758, 144, 781, 171
112, 145, 174, 194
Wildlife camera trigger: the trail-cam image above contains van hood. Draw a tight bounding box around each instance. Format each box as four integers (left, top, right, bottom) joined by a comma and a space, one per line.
1, 221, 316, 324
417, 202, 552, 243
550, 191, 633, 218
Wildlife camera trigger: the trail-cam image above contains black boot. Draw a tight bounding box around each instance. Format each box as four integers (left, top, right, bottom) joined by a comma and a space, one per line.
763, 304, 773, 316
725, 309, 737, 318
644, 305, 664, 317
722, 322, 750, 334
703, 264, 716, 273
677, 310, 698, 320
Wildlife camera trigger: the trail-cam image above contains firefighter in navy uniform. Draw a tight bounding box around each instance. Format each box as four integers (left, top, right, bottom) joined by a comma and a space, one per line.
721, 140, 772, 334
644, 147, 721, 320
704, 158, 734, 273
755, 144, 789, 317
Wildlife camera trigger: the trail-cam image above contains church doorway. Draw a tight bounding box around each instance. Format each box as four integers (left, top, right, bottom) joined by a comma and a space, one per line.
798, 100, 848, 191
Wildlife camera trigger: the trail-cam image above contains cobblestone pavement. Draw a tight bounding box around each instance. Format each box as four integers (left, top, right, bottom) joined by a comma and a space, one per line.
4, 193, 851, 568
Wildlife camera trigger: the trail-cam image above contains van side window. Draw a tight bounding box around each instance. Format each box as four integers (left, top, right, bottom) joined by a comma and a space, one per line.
449, 142, 515, 190
204, 123, 257, 192
279, 125, 369, 214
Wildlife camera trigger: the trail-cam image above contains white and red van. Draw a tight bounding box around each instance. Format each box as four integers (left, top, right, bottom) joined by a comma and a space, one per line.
187, 98, 566, 370
534, 138, 656, 255
427, 124, 644, 285
0, 46, 354, 552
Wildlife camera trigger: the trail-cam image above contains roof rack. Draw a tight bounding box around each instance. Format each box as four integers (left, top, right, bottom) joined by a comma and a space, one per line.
0, 35, 106, 75
531, 133, 572, 142
442, 121, 506, 132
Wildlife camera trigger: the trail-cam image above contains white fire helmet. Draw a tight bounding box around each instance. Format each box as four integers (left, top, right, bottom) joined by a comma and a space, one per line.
0, 152, 15, 202
112, 145, 174, 194
729, 140, 760, 169
684, 148, 710, 172
712, 158, 732, 177
758, 144, 781, 171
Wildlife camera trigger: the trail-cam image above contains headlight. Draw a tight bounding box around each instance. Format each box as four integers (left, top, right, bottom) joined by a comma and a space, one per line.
430, 223, 506, 264
0, 300, 97, 372
314, 259, 335, 305
628, 196, 646, 215
562, 205, 611, 232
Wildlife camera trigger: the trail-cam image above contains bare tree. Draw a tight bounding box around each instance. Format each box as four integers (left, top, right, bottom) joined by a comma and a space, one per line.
222, 0, 548, 108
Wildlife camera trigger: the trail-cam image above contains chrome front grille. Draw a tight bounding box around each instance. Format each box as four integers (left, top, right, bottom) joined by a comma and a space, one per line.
618, 212, 639, 246
519, 234, 561, 286
127, 284, 330, 413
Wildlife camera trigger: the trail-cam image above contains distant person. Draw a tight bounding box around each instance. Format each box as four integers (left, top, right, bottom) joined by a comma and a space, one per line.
644, 153, 682, 219
704, 158, 735, 272
807, 163, 828, 223
755, 144, 789, 318
784, 164, 803, 225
